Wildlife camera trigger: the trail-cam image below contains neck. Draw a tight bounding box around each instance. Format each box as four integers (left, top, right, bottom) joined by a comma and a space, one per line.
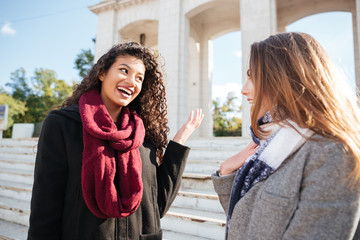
106, 106, 122, 122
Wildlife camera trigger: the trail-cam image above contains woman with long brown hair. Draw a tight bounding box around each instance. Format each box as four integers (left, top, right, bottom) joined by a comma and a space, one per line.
212, 32, 360, 239
28, 42, 203, 239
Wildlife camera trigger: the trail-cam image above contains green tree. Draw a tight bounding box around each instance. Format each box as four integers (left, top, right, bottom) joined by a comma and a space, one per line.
0, 92, 27, 137
74, 47, 95, 79
5, 67, 31, 101
27, 68, 73, 123
213, 92, 242, 136
32, 68, 72, 99
6, 68, 73, 124
74, 38, 95, 78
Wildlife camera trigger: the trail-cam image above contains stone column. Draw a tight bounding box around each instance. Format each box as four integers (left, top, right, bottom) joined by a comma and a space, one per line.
354, 0, 360, 90
158, 0, 189, 137
240, 0, 277, 137
199, 38, 213, 138
94, 9, 118, 61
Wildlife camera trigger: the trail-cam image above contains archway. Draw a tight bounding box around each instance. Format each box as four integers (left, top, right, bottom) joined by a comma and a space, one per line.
90, 0, 359, 138
212, 31, 242, 136
119, 20, 158, 48
186, 0, 240, 137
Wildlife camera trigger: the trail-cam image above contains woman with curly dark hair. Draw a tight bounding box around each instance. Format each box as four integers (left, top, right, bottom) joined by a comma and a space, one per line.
28, 42, 203, 240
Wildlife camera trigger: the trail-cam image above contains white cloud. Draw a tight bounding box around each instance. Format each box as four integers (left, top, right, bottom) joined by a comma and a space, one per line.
234, 50, 242, 58
1, 22, 16, 35
212, 82, 242, 104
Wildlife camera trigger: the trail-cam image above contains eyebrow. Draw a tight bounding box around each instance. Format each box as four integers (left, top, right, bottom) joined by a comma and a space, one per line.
118, 63, 145, 75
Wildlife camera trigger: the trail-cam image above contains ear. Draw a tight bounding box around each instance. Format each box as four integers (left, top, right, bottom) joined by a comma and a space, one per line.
99, 74, 104, 82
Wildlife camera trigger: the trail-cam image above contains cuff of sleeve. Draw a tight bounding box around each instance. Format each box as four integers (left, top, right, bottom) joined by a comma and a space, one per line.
168, 140, 191, 151
211, 170, 236, 195
162, 140, 191, 164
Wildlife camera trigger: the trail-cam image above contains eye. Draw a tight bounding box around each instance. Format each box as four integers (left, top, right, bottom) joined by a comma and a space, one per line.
120, 68, 128, 74
136, 76, 143, 82
246, 69, 251, 77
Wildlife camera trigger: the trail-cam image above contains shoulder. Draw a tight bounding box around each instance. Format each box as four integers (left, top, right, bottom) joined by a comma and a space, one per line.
41, 104, 81, 133
304, 134, 343, 151
46, 104, 81, 124
295, 134, 356, 187
299, 134, 350, 165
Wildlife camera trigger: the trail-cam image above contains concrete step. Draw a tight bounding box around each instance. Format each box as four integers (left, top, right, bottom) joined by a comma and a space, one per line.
0, 153, 36, 162
0, 146, 37, 155
0, 196, 30, 226
161, 206, 225, 239
0, 168, 34, 185
163, 230, 213, 240
0, 138, 38, 147
186, 137, 250, 163
181, 173, 214, 191
186, 137, 249, 149
188, 148, 239, 161
168, 206, 225, 221
0, 219, 28, 240
172, 189, 223, 213
0, 159, 34, 172
184, 162, 219, 174
0, 180, 32, 202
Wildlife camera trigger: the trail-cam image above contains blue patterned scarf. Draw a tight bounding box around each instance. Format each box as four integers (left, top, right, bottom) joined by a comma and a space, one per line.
225, 112, 314, 237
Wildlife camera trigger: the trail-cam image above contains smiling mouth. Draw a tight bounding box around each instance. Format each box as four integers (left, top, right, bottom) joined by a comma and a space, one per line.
117, 87, 133, 97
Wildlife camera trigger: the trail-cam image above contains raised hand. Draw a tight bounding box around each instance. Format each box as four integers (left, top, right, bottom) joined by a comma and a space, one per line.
172, 109, 204, 145
220, 141, 258, 176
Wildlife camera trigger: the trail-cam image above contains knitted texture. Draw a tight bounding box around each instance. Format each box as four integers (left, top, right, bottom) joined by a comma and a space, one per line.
79, 89, 145, 219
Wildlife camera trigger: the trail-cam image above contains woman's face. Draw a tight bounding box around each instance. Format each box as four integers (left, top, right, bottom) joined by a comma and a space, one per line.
241, 71, 269, 119
100, 55, 145, 115
241, 75, 255, 105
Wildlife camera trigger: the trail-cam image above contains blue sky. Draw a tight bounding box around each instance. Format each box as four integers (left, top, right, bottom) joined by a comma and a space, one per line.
0, 1, 355, 104
0, 0, 98, 90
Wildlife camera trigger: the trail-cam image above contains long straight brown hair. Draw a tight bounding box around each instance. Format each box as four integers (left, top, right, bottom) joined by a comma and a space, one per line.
248, 32, 360, 182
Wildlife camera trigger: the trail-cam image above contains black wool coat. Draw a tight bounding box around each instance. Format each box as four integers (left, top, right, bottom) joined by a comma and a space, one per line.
28, 104, 190, 240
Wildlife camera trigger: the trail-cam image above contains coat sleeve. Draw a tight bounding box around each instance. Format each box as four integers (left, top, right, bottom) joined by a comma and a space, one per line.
28, 113, 68, 240
283, 141, 360, 240
156, 140, 190, 217
211, 171, 236, 215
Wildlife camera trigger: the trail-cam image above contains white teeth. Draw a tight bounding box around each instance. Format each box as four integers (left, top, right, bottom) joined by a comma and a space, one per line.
117, 87, 132, 95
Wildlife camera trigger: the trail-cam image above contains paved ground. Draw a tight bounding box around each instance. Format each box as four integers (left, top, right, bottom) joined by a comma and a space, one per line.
0, 219, 28, 240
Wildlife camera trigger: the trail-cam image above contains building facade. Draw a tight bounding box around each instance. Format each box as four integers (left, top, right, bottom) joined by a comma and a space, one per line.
89, 0, 359, 138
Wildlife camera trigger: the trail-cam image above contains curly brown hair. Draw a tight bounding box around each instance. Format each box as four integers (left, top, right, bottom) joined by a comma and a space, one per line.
62, 42, 169, 162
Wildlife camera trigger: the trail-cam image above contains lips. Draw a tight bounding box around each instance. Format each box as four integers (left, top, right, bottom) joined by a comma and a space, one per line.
117, 86, 133, 97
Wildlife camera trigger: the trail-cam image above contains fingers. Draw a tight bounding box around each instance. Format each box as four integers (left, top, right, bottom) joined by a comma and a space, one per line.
188, 110, 194, 122
248, 148, 257, 155
187, 109, 203, 126
247, 141, 258, 149
192, 109, 204, 128
173, 109, 204, 145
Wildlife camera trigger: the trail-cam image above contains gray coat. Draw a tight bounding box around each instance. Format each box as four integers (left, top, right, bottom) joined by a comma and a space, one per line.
212, 135, 360, 240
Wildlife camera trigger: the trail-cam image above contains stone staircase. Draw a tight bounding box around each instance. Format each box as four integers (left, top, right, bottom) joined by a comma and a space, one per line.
0, 137, 249, 240
0, 138, 36, 240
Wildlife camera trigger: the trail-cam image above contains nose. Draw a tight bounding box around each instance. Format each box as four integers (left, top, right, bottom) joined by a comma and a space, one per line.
126, 74, 137, 87
241, 84, 248, 96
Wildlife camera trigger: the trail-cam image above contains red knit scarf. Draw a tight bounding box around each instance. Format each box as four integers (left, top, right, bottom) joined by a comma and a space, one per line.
79, 89, 145, 219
